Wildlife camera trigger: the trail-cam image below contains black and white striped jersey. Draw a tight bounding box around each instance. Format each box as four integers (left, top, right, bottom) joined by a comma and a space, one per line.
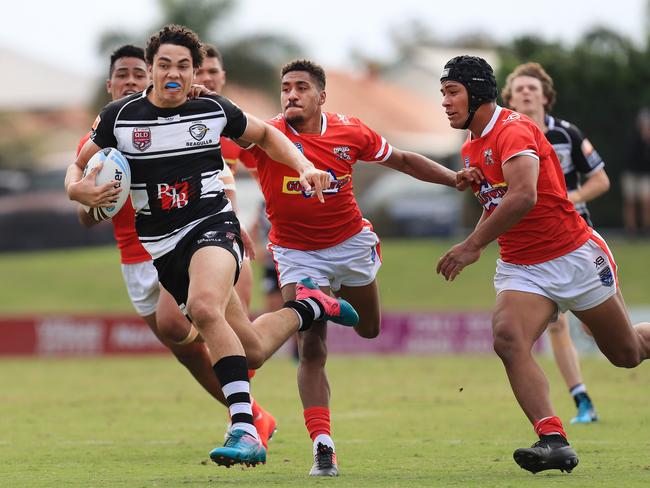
91, 89, 247, 259
544, 115, 605, 222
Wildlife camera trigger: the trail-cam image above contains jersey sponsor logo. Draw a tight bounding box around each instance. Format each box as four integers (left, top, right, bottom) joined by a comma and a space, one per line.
502, 112, 521, 124
333, 146, 351, 160
158, 115, 181, 122
475, 181, 508, 211
281, 170, 351, 197
157, 182, 190, 210
132, 127, 152, 151
189, 123, 209, 141
483, 148, 494, 165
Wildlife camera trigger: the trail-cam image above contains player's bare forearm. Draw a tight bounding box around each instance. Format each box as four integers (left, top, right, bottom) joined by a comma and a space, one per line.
569, 168, 610, 204
65, 163, 84, 196
381, 149, 456, 186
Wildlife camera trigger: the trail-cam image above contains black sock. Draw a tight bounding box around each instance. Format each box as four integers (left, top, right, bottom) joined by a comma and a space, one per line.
284, 299, 324, 331
212, 355, 256, 437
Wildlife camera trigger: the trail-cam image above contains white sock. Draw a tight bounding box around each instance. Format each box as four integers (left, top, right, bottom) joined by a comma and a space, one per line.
303, 297, 323, 320
570, 383, 587, 396
313, 434, 335, 454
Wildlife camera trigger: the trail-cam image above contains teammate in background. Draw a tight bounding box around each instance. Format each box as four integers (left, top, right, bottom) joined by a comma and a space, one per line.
501, 62, 610, 424
621, 107, 650, 236
438, 55, 650, 474
74, 43, 281, 450
66, 28, 359, 468
246, 59, 481, 476
195, 43, 258, 312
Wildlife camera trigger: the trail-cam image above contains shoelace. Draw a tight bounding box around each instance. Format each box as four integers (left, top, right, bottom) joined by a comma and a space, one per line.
315, 444, 335, 469
224, 430, 245, 447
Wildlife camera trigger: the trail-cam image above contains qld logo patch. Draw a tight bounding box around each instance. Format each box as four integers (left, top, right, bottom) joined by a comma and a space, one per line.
132, 127, 152, 151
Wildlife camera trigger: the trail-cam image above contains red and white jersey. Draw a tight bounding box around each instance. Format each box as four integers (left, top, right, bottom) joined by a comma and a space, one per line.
463, 106, 591, 264
77, 133, 149, 264
248, 112, 392, 250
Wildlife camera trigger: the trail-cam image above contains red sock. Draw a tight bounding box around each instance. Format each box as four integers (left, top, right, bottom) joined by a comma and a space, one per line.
304, 406, 330, 441
534, 416, 567, 439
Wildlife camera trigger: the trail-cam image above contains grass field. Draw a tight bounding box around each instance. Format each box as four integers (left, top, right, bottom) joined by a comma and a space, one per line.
1, 237, 649, 313
0, 354, 649, 487
1, 239, 649, 486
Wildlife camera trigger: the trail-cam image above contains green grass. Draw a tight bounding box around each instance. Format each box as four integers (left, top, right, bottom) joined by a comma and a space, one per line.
0, 237, 649, 314
0, 354, 648, 487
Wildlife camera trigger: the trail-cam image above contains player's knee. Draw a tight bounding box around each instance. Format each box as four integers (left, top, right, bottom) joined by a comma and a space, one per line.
606, 346, 641, 368
157, 315, 191, 344
492, 327, 525, 364
187, 296, 224, 328
244, 347, 265, 370
299, 340, 327, 367
354, 319, 380, 339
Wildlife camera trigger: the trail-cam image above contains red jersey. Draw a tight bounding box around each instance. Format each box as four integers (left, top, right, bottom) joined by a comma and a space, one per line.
463, 107, 591, 264
249, 112, 392, 250
221, 137, 257, 175
77, 133, 150, 264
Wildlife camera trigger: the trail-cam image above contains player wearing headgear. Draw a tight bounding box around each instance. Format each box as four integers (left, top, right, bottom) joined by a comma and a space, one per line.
502, 62, 611, 425
438, 55, 650, 474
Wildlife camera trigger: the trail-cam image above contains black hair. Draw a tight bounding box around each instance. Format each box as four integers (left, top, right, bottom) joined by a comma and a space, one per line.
203, 43, 224, 67
145, 24, 204, 68
109, 45, 145, 77
281, 59, 326, 90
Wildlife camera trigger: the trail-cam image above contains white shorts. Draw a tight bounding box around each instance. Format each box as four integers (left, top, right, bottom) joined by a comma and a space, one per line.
621, 172, 650, 199
494, 231, 618, 314
269, 226, 381, 291
120, 260, 160, 317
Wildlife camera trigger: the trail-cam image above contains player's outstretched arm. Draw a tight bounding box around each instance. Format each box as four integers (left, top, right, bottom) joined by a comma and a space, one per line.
238, 114, 330, 203
65, 139, 121, 207
380, 148, 482, 189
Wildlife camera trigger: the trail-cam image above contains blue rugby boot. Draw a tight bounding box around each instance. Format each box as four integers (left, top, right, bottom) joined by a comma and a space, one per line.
570, 392, 599, 424
210, 429, 266, 468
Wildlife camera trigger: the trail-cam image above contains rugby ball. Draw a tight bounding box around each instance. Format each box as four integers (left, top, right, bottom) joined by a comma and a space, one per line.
81, 147, 131, 221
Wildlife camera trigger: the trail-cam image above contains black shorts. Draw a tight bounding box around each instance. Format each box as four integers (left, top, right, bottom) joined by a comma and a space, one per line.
262, 260, 281, 293
153, 211, 243, 310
